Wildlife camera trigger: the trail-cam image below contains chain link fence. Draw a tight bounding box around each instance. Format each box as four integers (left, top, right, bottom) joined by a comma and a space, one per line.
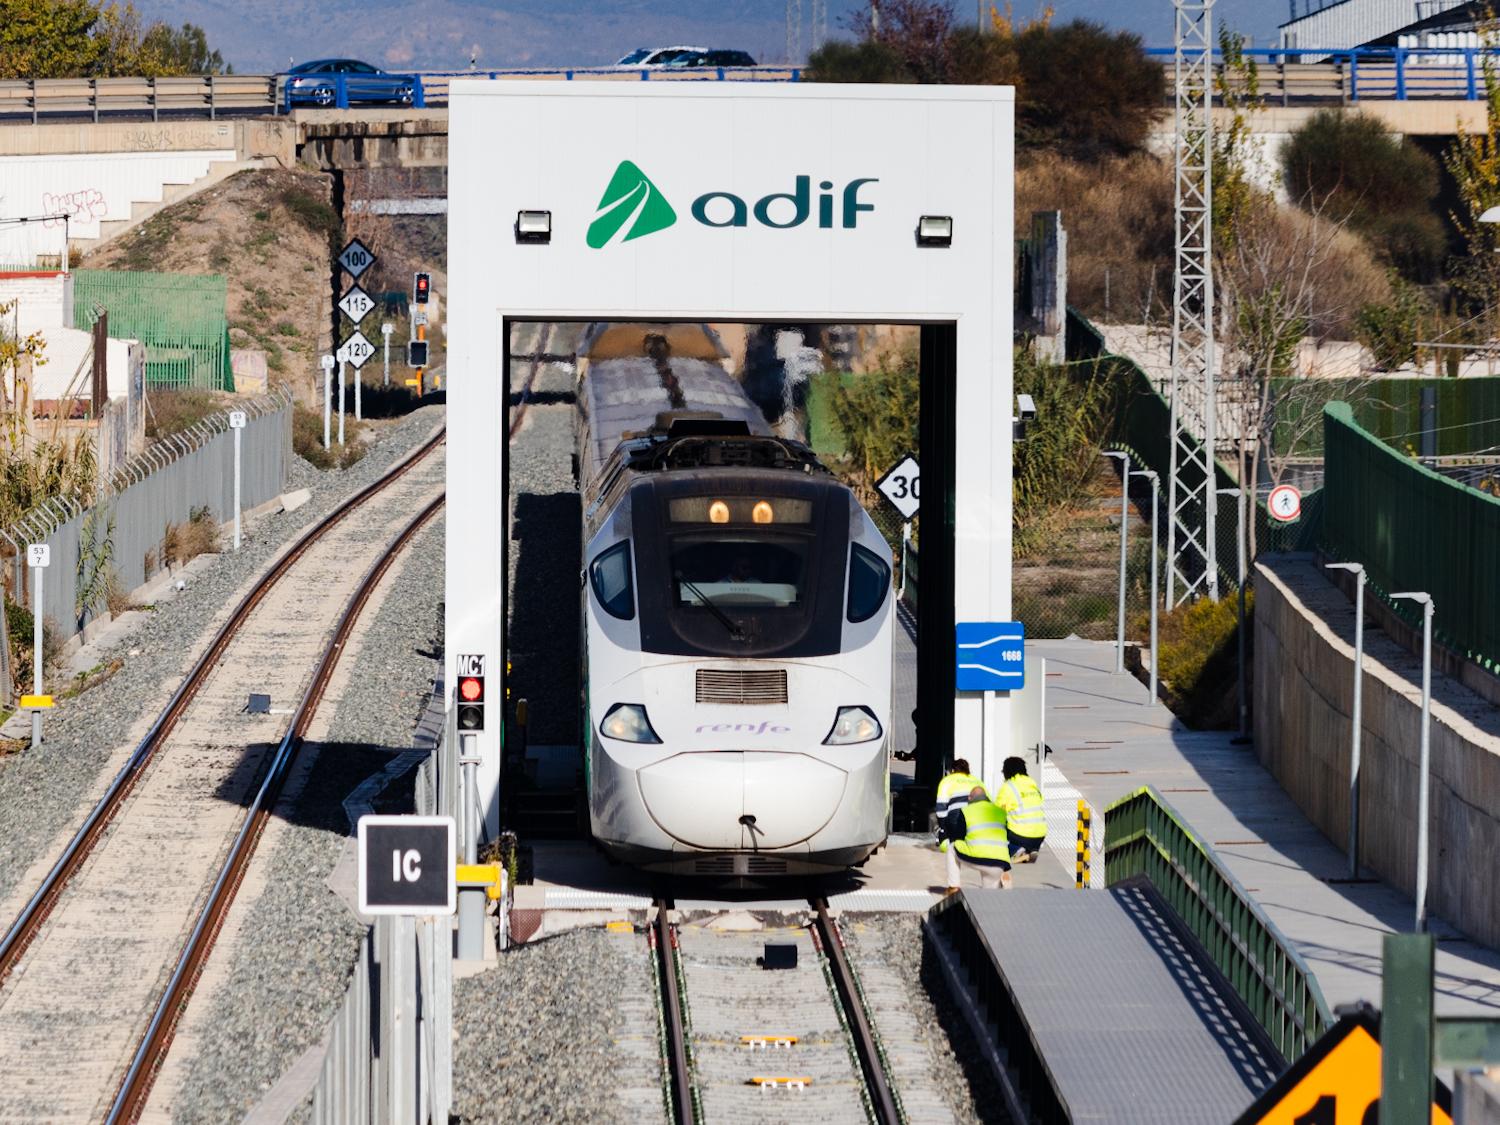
1014, 454, 1163, 641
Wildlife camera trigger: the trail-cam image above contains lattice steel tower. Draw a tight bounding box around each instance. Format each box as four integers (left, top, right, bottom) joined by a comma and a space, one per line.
1166, 0, 1220, 605
787, 0, 803, 64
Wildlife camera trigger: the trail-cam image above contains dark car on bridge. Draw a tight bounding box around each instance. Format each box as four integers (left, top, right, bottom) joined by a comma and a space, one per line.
281, 59, 417, 108
668, 49, 758, 68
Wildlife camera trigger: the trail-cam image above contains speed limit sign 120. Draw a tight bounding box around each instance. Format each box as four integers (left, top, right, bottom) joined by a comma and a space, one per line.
1267, 484, 1302, 523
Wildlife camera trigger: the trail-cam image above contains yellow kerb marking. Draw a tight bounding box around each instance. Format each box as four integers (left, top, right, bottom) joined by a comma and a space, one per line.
20, 695, 53, 708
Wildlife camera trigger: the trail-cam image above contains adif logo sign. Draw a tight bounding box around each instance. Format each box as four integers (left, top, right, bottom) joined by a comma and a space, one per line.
587, 160, 878, 248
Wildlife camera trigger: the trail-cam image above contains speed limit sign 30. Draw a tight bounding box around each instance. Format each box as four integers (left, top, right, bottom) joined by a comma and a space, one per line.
1267, 484, 1302, 523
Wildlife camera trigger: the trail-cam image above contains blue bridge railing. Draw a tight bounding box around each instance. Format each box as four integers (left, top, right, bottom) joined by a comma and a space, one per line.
1147, 45, 1500, 102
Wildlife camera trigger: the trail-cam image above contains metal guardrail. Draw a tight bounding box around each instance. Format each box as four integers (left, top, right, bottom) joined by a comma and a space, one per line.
0, 67, 801, 123
1150, 45, 1500, 103
1104, 786, 1333, 1061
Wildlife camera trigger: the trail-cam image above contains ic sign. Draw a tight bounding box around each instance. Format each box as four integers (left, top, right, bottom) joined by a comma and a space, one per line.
357, 815, 455, 915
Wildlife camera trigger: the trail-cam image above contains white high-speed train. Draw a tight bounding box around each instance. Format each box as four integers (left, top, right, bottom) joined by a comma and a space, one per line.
575, 324, 893, 878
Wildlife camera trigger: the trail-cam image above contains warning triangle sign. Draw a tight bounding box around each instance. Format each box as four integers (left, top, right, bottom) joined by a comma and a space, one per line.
1233, 1013, 1452, 1125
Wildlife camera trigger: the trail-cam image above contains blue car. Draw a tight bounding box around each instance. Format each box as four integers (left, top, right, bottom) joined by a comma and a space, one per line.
281, 59, 417, 108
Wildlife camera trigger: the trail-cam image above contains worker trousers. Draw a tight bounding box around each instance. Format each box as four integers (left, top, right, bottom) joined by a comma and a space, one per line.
946, 848, 1010, 889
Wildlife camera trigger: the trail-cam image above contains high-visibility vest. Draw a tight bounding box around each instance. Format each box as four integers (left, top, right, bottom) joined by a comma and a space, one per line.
935, 771, 986, 818
999, 775, 1046, 840
953, 799, 1011, 864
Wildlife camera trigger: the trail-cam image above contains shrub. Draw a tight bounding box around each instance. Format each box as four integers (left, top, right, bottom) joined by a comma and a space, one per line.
1355, 277, 1431, 370
804, 39, 913, 83
292, 401, 366, 470
1015, 20, 1165, 157
145, 389, 227, 439
1143, 590, 1252, 729
1282, 110, 1447, 281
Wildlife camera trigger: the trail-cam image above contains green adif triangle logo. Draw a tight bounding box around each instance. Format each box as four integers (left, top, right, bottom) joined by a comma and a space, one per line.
587, 160, 677, 248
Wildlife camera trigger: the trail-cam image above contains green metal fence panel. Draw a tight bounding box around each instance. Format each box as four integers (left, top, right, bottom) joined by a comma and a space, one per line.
1104, 786, 1333, 1062
73, 270, 233, 392
1274, 376, 1500, 459
1322, 401, 1500, 670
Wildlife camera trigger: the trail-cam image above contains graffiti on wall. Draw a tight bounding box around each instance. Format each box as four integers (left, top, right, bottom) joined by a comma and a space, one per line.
41, 189, 109, 227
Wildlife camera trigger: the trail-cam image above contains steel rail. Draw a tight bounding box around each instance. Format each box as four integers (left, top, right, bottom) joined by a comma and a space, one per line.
507, 322, 553, 441
653, 897, 695, 1125
107, 489, 445, 1123
0, 426, 446, 984
810, 897, 903, 1125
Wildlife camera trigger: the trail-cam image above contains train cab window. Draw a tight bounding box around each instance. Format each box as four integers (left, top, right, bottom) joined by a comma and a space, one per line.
669, 537, 807, 608
847, 544, 890, 623
590, 542, 635, 620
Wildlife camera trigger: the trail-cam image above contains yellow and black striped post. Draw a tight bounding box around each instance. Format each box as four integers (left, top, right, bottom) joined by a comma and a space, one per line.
1076, 800, 1092, 889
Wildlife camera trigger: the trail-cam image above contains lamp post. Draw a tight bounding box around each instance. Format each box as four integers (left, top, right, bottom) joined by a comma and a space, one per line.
382, 320, 393, 387
1132, 468, 1160, 706
1103, 450, 1131, 674
1391, 590, 1434, 932
1217, 486, 1249, 740
1326, 562, 1367, 880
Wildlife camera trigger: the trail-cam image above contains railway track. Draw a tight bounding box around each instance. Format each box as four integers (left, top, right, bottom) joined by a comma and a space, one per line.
652, 896, 903, 1125
0, 428, 445, 1122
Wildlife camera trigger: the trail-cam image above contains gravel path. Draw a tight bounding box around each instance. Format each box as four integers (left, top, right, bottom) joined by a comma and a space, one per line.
451, 927, 662, 1124
167, 514, 446, 1122
843, 914, 1010, 1125
0, 405, 445, 911
506, 322, 584, 747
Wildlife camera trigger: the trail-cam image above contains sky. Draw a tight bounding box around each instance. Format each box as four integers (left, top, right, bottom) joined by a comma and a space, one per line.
129, 0, 1291, 73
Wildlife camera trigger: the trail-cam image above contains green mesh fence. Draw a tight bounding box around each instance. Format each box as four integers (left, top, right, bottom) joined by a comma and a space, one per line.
73, 270, 233, 392
1272, 376, 1500, 459
1322, 401, 1500, 671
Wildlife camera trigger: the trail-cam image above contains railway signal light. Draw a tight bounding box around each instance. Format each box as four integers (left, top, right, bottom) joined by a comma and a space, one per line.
413, 272, 431, 305
408, 339, 428, 368
457, 674, 484, 731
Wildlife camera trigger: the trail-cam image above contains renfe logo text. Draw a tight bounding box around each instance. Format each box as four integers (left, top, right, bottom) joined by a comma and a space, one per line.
695, 721, 791, 735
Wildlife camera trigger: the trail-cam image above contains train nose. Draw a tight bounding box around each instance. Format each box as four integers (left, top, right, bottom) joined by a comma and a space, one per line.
637, 751, 846, 850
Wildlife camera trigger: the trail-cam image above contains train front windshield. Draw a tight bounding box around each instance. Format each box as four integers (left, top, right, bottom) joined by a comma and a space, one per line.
630, 479, 853, 658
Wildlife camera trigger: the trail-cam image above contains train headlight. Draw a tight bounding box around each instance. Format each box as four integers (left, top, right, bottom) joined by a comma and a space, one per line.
708, 500, 730, 524
600, 703, 662, 744
822, 706, 883, 746
752, 500, 774, 524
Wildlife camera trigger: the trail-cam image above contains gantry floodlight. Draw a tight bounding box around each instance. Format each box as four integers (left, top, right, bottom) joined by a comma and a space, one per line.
915, 215, 953, 247
515, 210, 552, 244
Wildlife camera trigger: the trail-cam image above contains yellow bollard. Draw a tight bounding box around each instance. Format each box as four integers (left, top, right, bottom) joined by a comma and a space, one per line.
1076, 800, 1092, 889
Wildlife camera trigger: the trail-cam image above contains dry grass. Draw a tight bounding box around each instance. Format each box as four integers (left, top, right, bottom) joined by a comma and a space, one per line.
1017, 151, 1175, 323
162, 506, 219, 567
1019, 151, 1392, 336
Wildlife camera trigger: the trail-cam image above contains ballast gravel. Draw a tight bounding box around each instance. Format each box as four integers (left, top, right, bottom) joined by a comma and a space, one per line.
169, 515, 447, 1123
450, 927, 663, 1124
0, 404, 444, 908
843, 913, 1010, 1125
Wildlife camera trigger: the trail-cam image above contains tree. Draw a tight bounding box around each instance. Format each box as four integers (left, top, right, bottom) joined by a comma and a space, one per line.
829, 342, 920, 504
1445, 15, 1500, 318
1014, 20, 1164, 156
842, 0, 955, 83
0, 1, 228, 80
139, 22, 230, 75
1283, 110, 1444, 281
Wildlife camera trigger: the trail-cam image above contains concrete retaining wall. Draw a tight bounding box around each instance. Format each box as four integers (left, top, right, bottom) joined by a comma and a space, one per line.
1254, 556, 1500, 947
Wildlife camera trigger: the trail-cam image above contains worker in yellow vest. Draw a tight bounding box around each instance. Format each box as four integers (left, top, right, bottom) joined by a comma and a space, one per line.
935, 759, 988, 892
999, 756, 1046, 864
939, 786, 1013, 890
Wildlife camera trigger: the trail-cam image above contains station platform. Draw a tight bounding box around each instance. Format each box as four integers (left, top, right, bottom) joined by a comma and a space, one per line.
927, 883, 1281, 1122
1035, 638, 1500, 1020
